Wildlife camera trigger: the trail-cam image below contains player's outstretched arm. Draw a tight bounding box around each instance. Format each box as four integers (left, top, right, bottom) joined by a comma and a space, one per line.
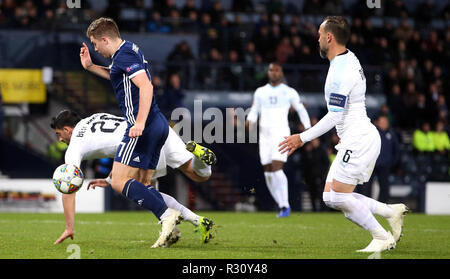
299, 110, 344, 143
80, 42, 110, 80
290, 91, 311, 130
54, 193, 76, 244
87, 178, 111, 190
88, 172, 112, 190
279, 134, 304, 156
293, 102, 311, 130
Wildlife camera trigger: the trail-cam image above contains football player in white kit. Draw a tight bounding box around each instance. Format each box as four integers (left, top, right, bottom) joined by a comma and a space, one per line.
247, 63, 311, 217
279, 16, 409, 252
50, 110, 215, 246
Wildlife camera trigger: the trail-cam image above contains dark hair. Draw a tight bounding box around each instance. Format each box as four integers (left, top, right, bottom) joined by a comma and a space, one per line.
323, 16, 350, 46
86, 17, 120, 39
50, 110, 81, 129
268, 62, 283, 71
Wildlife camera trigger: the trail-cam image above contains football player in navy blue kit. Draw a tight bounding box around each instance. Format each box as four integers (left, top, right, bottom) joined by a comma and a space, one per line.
80, 17, 180, 248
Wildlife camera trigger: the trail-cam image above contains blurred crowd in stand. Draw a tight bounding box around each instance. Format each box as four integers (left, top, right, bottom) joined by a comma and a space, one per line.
1, 0, 449, 210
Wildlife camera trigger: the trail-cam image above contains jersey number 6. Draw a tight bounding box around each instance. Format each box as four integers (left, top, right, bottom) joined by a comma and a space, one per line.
343, 150, 352, 163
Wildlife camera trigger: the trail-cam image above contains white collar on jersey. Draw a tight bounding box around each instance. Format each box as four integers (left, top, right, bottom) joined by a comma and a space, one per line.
330, 48, 349, 65
268, 82, 284, 88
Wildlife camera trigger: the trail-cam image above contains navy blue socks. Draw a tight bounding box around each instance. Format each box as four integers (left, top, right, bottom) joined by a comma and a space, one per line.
122, 179, 168, 219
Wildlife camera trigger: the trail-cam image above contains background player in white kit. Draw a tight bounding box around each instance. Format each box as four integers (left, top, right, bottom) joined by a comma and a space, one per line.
279, 16, 409, 252
247, 63, 311, 217
50, 110, 215, 246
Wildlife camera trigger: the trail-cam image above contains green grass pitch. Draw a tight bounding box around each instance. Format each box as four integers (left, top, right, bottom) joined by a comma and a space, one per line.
0, 211, 449, 259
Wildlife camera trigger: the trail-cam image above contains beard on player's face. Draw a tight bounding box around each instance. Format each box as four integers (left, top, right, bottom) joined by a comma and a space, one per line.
319, 44, 328, 59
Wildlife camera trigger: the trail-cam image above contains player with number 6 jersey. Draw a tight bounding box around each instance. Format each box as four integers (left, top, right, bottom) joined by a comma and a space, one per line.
279, 16, 409, 253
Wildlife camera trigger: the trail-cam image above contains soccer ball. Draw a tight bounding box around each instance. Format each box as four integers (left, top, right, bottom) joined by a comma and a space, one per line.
52, 164, 84, 194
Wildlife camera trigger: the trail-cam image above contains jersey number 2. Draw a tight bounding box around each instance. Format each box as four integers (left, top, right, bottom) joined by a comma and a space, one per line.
90, 121, 120, 133
90, 115, 124, 133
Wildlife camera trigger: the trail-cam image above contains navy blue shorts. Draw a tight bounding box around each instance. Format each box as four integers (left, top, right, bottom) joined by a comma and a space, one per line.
114, 112, 169, 170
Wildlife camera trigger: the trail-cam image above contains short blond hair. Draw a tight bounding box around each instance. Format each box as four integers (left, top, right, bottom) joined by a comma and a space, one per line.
86, 17, 120, 39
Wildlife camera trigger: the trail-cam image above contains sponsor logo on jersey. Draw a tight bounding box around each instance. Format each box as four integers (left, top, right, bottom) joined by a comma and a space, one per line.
137, 199, 144, 206
329, 93, 347, 108
126, 64, 140, 72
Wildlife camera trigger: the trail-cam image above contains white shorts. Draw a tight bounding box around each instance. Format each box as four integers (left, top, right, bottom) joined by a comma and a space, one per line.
258, 127, 290, 166
153, 127, 192, 179
326, 126, 381, 185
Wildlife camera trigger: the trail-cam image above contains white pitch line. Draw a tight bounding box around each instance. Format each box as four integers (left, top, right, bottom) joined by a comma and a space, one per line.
0, 219, 159, 226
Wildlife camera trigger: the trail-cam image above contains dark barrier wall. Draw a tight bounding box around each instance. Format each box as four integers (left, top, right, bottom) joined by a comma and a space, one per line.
0, 31, 198, 69
0, 137, 59, 178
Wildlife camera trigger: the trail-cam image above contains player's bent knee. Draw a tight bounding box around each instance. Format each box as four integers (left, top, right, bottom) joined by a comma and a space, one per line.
271, 161, 284, 172
322, 191, 333, 208
327, 189, 356, 213
110, 176, 129, 193
262, 164, 272, 172
324, 182, 332, 193
322, 182, 335, 208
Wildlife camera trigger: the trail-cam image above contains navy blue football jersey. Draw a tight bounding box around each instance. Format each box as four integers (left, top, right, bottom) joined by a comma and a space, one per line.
109, 40, 160, 127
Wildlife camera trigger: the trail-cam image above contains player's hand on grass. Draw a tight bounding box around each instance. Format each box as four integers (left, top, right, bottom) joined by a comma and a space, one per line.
87, 179, 110, 190
279, 134, 304, 156
129, 122, 144, 138
54, 229, 74, 244
80, 42, 93, 70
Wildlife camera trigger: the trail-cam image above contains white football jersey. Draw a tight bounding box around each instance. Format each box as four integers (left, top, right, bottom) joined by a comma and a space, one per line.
324, 49, 372, 140
300, 49, 374, 144
65, 113, 126, 167
247, 83, 311, 133
65, 113, 187, 179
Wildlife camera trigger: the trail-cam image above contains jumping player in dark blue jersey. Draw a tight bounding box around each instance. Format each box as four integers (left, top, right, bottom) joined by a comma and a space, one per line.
80, 17, 180, 248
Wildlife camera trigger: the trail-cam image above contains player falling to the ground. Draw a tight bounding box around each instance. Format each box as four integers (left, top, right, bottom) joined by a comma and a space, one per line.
247, 63, 311, 217
51, 110, 216, 246
279, 16, 408, 253
80, 17, 180, 247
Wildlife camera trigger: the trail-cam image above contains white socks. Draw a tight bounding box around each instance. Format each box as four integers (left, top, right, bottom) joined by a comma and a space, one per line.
264, 170, 290, 209
160, 192, 199, 226
323, 191, 394, 218
264, 172, 279, 206
157, 156, 211, 227
191, 155, 212, 178
351, 192, 394, 218
326, 189, 390, 240
273, 170, 290, 208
